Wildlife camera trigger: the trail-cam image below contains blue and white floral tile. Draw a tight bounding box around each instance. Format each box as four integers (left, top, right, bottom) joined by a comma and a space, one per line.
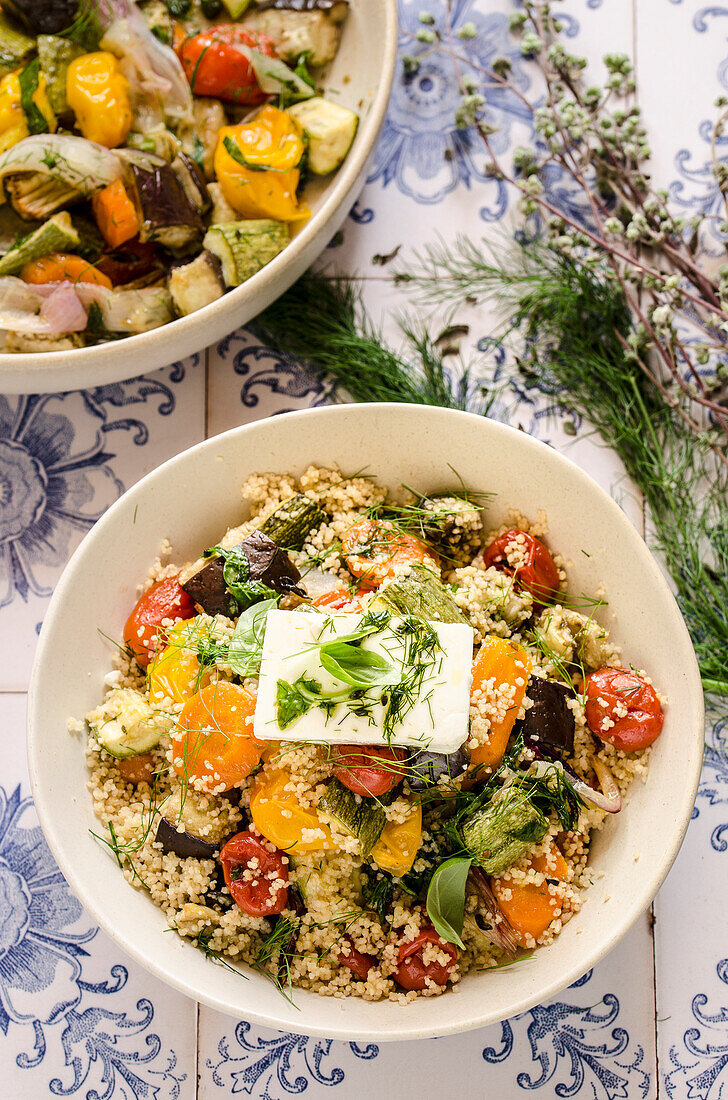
636, 0, 728, 266
0, 692, 197, 1100
654, 749, 728, 1099
0, 356, 205, 691
197, 915, 656, 1100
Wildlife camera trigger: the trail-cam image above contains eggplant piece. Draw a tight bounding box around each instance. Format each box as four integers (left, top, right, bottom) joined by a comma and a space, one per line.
182, 530, 303, 616
156, 816, 219, 860
241, 530, 303, 594
516, 677, 575, 760
181, 555, 235, 618
172, 153, 211, 215
168, 251, 224, 317
407, 746, 470, 791
127, 162, 204, 252
155, 786, 232, 859
3, 0, 78, 35
243, 1, 348, 67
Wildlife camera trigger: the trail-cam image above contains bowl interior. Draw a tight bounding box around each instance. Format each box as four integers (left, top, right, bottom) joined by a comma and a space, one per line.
27, 404, 703, 1040
0, 0, 397, 394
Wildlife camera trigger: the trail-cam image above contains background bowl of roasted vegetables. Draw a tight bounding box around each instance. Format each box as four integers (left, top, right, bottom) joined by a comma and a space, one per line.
27, 404, 704, 1040
0, 0, 397, 395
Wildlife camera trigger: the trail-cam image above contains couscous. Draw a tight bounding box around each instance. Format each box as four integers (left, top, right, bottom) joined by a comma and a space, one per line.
76, 465, 665, 1002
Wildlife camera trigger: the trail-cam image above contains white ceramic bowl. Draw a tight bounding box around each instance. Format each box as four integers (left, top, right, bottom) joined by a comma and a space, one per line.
0, 0, 397, 396
27, 404, 703, 1041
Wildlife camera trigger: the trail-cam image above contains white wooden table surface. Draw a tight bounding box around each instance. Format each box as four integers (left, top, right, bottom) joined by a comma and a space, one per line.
1, 1, 726, 1096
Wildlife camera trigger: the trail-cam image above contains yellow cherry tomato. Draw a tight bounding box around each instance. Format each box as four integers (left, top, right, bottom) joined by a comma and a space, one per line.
250, 765, 341, 852
371, 797, 422, 876
66, 52, 131, 148
0, 69, 56, 153
148, 620, 204, 706
214, 105, 310, 222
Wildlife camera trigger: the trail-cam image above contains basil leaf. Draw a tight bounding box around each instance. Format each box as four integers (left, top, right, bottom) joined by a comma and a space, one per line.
425, 856, 472, 950
276, 676, 319, 729
319, 640, 399, 688
228, 597, 277, 676
209, 544, 276, 611
19, 60, 50, 136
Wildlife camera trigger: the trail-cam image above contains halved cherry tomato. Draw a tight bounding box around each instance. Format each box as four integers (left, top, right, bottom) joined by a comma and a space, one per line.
177, 25, 276, 105
332, 744, 406, 797
482, 529, 559, 606
173, 682, 261, 792
584, 666, 664, 752
96, 240, 160, 286
394, 927, 457, 991
117, 753, 155, 786
123, 574, 196, 668
335, 936, 375, 980
148, 620, 203, 706
220, 830, 289, 916
341, 518, 439, 589
250, 765, 341, 852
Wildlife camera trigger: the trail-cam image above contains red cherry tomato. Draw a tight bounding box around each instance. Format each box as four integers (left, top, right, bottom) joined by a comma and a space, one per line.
220, 831, 289, 917
394, 927, 457, 991
123, 574, 196, 668
177, 25, 276, 105
584, 666, 664, 752
335, 936, 375, 981
96, 240, 160, 286
483, 529, 559, 606
332, 745, 406, 797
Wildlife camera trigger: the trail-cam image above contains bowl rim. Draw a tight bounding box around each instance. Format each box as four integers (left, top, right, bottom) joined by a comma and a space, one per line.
26, 404, 705, 1040
0, 0, 398, 395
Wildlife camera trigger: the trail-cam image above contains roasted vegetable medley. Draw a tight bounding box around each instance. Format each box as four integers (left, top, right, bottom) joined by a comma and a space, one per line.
78, 467, 665, 1002
0, 0, 357, 352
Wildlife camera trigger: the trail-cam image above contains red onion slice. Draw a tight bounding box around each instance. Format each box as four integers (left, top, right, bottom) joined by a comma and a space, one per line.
468, 866, 518, 958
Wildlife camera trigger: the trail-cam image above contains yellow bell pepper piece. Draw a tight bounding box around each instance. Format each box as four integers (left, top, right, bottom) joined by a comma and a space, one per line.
148, 620, 204, 707
250, 766, 341, 852
214, 105, 311, 222
371, 797, 422, 877
468, 636, 532, 774
0, 69, 56, 154
66, 52, 132, 148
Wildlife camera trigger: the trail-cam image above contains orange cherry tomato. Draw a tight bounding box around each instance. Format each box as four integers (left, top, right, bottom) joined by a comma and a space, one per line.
173, 682, 261, 792
482, 529, 559, 607
584, 667, 664, 752
220, 830, 288, 916
492, 845, 569, 948
123, 574, 196, 668
394, 927, 457, 991
341, 519, 439, 589
332, 744, 406, 797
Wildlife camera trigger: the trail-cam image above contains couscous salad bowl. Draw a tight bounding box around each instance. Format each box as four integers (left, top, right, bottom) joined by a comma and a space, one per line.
27, 404, 703, 1041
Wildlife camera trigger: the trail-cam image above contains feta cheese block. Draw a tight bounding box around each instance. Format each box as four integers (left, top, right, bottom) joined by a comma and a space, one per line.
254, 609, 474, 751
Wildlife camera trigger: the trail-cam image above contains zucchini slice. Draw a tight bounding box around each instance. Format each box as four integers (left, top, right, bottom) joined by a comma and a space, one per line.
260, 493, 327, 549
373, 563, 470, 625
203, 220, 289, 287
86, 688, 169, 759
0, 211, 79, 276
37, 35, 82, 115
318, 779, 394, 857
288, 97, 358, 175
459, 786, 549, 875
